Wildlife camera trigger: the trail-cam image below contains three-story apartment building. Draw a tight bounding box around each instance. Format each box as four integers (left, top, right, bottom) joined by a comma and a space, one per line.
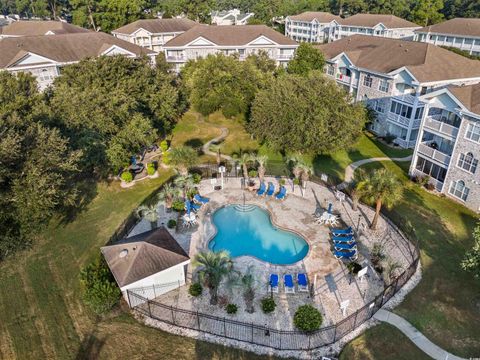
112, 18, 197, 52
414, 18, 480, 56
316, 35, 480, 148
284, 11, 342, 43
0, 32, 155, 89
285, 13, 420, 43
410, 84, 480, 211
163, 25, 298, 71
211, 9, 254, 26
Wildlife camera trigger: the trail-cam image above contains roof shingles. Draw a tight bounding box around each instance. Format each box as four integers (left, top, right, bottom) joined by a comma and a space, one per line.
0, 20, 90, 36
416, 18, 480, 37
112, 18, 197, 35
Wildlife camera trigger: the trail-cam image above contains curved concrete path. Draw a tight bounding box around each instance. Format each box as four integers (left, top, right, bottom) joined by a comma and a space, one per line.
339, 155, 412, 189
201, 127, 232, 160
374, 310, 467, 360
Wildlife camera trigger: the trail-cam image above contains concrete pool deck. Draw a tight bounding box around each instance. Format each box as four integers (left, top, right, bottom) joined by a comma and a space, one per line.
128, 177, 416, 330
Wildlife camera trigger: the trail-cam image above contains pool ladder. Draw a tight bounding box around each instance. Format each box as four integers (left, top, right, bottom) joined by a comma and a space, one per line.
233, 204, 256, 212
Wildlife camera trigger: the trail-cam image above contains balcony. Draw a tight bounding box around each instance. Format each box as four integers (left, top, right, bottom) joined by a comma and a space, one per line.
394, 138, 416, 148
166, 55, 186, 62
277, 54, 294, 60
411, 169, 444, 191
417, 142, 451, 166
336, 73, 351, 84
393, 93, 416, 104
387, 112, 421, 129
424, 116, 459, 139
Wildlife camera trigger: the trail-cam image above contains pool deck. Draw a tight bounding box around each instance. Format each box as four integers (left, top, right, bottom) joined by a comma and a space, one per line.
128, 177, 415, 330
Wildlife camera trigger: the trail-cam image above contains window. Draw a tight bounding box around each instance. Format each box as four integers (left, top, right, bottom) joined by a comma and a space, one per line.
449, 180, 470, 201
390, 101, 412, 118
415, 107, 424, 120
378, 79, 389, 92
466, 123, 480, 142
326, 65, 334, 76
374, 100, 386, 113
457, 152, 478, 173
363, 75, 372, 87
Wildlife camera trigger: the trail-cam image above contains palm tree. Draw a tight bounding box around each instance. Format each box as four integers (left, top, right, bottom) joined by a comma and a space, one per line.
349, 169, 366, 212
136, 204, 159, 230
237, 153, 253, 179
242, 266, 257, 313
193, 251, 233, 305
169, 146, 198, 176
158, 183, 179, 210
298, 163, 313, 189
356, 168, 403, 230
255, 155, 268, 183
174, 174, 195, 199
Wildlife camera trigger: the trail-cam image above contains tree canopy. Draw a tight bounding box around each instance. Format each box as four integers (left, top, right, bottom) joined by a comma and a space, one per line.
287, 43, 326, 76
249, 71, 367, 153
461, 223, 480, 279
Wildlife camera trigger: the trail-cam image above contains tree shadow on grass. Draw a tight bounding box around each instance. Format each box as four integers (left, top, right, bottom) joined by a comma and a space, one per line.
194, 339, 279, 360
75, 331, 107, 360
184, 138, 204, 149
59, 178, 99, 225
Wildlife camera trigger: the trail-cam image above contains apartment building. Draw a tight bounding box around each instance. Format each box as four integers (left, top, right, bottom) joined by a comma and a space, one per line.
284, 11, 342, 43
211, 9, 254, 26
0, 20, 89, 38
410, 84, 480, 211
316, 35, 480, 148
414, 18, 480, 56
112, 18, 197, 52
285, 12, 420, 43
0, 32, 155, 89
163, 25, 299, 71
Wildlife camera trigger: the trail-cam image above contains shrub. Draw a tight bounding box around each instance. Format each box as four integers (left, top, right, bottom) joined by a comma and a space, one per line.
120, 171, 133, 183
294, 305, 322, 332
192, 173, 202, 184
226, 303, 238, 314
347, 261, 362, 275
261, 297, 276, 313
426, 182, 435, 191
167, 219, 177, 229
147, 162, 156, 176
162, 152, 170, 165
172, 199, 185, 212
371, 242, 386, 265
248, 170, 258, 178
189, 283, 203, 297
279, 178, 286, 186
80, 256, 121, 314
293, 178, 300, 185
384, 133, 396, 144
160, 140, 169, 152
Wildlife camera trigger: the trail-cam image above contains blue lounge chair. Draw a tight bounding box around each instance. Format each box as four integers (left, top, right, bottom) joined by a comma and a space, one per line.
297, 273, 308, 292
284, 274, 295, 293
334, 242, 357, 251
190, 201, 201, 211
256, 182, 266, 196
268, 274, 279, 293
266, 182, 275, 197
334, 249, 358, 261
331, 227, 353, 236
275, 186, 287, 200
194, 193, 210, 204
332, 234, 355, 243
184, 200, 191, 215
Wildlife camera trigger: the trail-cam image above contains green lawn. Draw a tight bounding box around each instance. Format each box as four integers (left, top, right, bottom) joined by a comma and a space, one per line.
0, 171, 273, 359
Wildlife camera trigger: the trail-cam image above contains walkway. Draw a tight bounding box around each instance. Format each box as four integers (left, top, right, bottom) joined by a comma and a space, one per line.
339, 155, 412, 188
374, 310, 467, 360
201, 127, 232, 160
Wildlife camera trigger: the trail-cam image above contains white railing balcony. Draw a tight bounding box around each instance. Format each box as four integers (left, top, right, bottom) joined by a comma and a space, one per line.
387, 112, 411, 127
393, 138, 416, 148
418, 142, 451, 166
336, 73, 351, 84
166, 55, 186, 61
424, 116, 459, 138
394, 93, 417, 104
277, 54, 294, 60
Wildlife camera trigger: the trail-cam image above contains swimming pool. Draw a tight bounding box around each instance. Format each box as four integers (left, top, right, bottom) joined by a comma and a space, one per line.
208, 204, 309, 265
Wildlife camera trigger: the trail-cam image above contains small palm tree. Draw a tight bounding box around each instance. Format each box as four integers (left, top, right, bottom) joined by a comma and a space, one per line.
158, 183, 179, 210
193, 251, 233, 305
174, 174, 194, 198
242, 266, 257, 313
237, 153, 253, 179
298, 163, 313, 189
136, 204, 159, 230
349, 169, 366, 212
169, 146, 198, 176
255, 155, 268, 182
356, 168, 403, 230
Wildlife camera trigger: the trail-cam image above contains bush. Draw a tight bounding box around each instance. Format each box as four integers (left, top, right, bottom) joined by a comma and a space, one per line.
384, 133, 396, 144
147, 162, 156, 176
160, 140, 169, 152
294, 305, 322, 332
172, 199, 185, 212
347, 261, 362, 274
120, 171, 133, 183
248, 170, 258, 178
293, 178, 300, 185
80, 256, 121, 314
279, 178, 286, 186
226, 303, 238, 314
189, 283, 203, 297
162, 152, 170, 165
192, 173, 202, 184
167, 219, 177, 229
261, 297, 276, 313
426, 182, 435, 191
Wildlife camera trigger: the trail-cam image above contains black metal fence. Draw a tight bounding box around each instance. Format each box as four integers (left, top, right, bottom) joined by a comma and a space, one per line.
127, 251, 419, 351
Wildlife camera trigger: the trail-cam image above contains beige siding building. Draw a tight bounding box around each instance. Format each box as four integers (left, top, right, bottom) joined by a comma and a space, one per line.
410, 84, 480, 212
316, 35, 480, 148
0, 32, 155, 89
414, 18, 480, 56
164, 25, 299, 71
112, 18, 197, 52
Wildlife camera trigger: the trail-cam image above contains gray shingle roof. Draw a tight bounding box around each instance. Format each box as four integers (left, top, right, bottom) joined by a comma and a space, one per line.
415, 18, 480, 37
0, 20, 89, 36
112, 18, 197, 35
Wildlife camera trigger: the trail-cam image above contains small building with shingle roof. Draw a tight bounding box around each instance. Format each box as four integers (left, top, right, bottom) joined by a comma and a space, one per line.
0, 20, 90, 38
112, 18, 197, 52
101, 226, 190, 305
414, 18, 480, 56
163, 24, 298, 71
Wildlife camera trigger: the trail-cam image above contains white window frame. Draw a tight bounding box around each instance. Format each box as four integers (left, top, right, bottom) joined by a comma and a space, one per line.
465, 122, 480, 143
374, 100, 386, 113
378, 79, 390, 93
363, 75, 372, 88
457, 152, 478, 174
449, 180, 470, 201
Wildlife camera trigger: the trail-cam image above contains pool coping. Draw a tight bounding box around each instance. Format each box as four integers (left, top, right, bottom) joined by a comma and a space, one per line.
203, 201, 314, 267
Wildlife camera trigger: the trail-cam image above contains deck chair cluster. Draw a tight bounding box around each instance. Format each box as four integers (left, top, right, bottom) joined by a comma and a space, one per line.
256, 182, 287, 200
268, 273, 309, 294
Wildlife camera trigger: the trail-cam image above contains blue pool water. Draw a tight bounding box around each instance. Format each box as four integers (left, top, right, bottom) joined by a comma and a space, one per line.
208, 205, 309, 264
